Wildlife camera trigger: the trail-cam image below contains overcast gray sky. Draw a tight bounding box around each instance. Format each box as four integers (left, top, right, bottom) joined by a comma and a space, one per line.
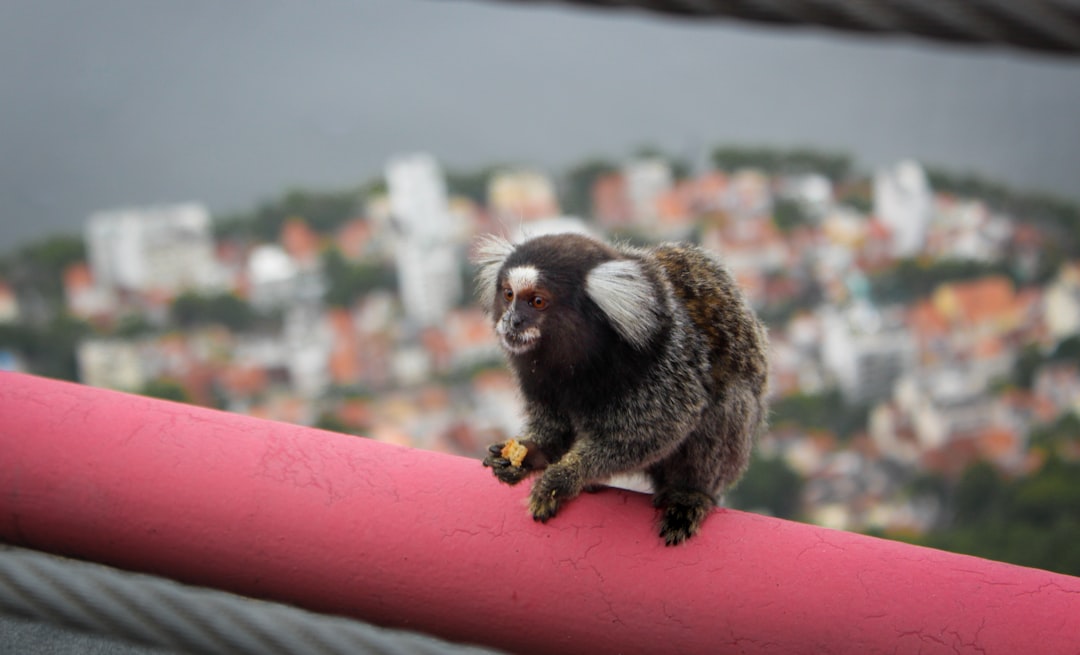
2, 0, 1079, 248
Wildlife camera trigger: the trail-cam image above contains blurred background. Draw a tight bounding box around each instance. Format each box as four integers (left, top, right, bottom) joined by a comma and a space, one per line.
2, 0, 1079, 575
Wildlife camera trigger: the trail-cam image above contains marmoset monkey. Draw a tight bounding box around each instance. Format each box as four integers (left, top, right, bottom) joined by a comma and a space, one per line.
474, 232, 769, 545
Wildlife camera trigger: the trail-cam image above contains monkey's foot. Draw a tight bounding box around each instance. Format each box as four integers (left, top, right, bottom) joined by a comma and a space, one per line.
658, 491, 714, 546
482, 442, 532, 486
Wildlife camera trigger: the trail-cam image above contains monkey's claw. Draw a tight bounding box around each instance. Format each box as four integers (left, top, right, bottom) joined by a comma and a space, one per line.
660, 520, 694, 546
528, 488, 560, 523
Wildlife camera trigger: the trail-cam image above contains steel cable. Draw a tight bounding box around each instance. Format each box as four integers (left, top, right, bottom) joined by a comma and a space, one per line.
0, 546, 501, 655
511, 0, 1080, 55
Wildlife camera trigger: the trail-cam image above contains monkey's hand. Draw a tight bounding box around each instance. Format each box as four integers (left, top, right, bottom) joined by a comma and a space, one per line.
483, 440, 540, 486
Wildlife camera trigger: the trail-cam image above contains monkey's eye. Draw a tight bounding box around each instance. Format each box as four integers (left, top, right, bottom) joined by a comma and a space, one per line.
529, 295, 548, 310
502, 288, 514, 302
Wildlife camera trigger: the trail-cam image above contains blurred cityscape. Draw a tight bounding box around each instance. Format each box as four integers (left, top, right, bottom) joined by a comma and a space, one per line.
1, 146, 1078, 574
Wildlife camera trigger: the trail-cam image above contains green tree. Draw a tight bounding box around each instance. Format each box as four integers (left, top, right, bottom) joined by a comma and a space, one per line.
925, 167, 1080, 258
711, 145, 852, 182
783, 148, 852, 182
111, 313, 156, 338
1, 236, 87, 312
769, 389, 869, 441
560, 158, 617, 218
868, 258, 1010, 305
0, 314, 90, 381
171, 292, 256, 331
216, 187, 363, 241
1010, 457, 1080, 526
772, 198, 812, 233
1049, 334, 1080, 363
1029, 412, 1080, 453
140, 378, 192, 403
23, 236, 85, 269
952, 460, 1003, 525
728, 454, 804, 519
712, 146, 780, 173
445, 166, 499, 204
905, 471, 950, 517
911, 456, 1080, 576
1010, 343, 1045, 391
321, 249, 397, 308
314, 411, 367, 436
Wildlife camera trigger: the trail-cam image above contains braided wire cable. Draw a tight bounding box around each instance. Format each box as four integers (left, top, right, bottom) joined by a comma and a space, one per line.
0, 547, 501, 655
512, 0, 1080, 55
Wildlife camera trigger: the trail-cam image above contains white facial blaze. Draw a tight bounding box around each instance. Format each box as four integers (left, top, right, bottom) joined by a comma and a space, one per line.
505, 265, 540, 296
496, 265, 543, 355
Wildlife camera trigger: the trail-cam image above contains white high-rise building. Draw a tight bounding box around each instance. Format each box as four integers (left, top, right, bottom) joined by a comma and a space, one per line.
385, 154, 463, 326
822, 302, 916, 404
85, 203, 220, 293
873, 160, 932, 258
387, 154, 452, 241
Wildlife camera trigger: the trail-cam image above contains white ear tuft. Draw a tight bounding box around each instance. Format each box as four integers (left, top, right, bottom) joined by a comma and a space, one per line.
471, 234, 516, 305
585, 259, 661, 348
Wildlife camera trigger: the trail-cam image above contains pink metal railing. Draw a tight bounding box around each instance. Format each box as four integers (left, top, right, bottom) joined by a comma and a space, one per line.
2, 371, 1078, 654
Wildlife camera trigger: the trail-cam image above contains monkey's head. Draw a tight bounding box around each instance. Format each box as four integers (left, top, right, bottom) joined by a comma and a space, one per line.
472, 233, 668, 362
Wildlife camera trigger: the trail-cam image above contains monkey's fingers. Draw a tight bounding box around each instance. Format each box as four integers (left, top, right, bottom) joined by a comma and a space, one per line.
482, 455, 510, 468
491, 462, 532, 486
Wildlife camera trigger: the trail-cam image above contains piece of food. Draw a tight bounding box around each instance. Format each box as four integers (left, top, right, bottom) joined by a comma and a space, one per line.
500, 438, 528, 467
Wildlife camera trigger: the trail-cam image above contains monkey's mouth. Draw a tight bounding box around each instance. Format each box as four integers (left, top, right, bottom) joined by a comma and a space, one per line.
499, 327, 541, 355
